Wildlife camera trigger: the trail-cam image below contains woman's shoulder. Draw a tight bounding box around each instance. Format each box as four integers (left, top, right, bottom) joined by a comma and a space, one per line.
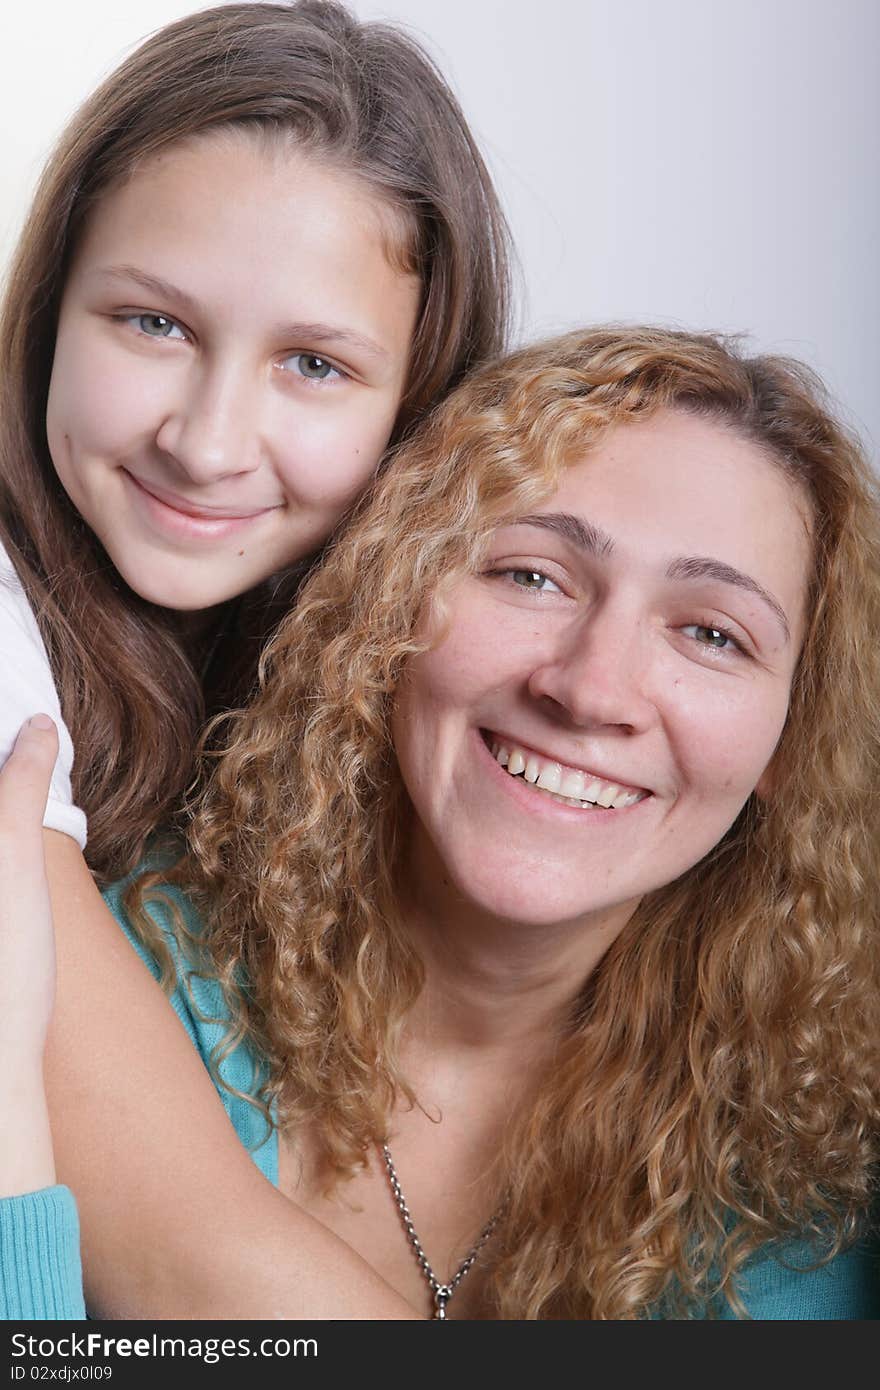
102, 863, 234, 1054
0, 536, 58, 691
102, 864, 276, 1177
712, 1231, 880, 1321
0, 537, 55, 658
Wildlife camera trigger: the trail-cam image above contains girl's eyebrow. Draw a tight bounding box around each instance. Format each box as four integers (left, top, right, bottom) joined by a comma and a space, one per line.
273, 322, 390, 362
93, 264, 389, 360
94, 265, 200, 318
512, 512, 791, 643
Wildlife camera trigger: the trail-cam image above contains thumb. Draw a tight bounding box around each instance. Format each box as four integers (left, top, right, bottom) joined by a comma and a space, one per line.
0, 715, 60, 824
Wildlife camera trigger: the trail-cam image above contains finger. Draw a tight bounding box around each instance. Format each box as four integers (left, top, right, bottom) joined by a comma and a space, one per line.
0, 715, 60, 824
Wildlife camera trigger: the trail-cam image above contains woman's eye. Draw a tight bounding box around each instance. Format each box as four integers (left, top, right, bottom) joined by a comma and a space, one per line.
128, 313, 186, 340
682, 623, 739, 652
282, 352, 340, 381
510, 569, 560, 594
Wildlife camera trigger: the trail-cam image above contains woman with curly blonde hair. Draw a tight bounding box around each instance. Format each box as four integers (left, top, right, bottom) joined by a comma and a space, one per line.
114, 324, 880, 1319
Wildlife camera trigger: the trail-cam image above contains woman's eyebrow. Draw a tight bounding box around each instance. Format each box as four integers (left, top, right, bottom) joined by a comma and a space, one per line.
515, 512, 615, 558
511, 512, 791, 642
666, 556, 791, 642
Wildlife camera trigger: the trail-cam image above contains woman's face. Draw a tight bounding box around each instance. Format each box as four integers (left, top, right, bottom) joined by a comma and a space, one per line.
392, 409, 813, 931
46, 130, 421, 612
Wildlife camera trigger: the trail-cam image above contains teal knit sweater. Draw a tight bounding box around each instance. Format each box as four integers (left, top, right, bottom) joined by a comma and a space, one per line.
0, 1188, 84, 1319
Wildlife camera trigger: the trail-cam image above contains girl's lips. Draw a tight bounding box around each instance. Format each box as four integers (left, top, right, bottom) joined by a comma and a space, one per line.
123, 470, 275, 540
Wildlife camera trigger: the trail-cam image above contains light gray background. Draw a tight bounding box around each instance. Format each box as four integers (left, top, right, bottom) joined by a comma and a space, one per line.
3, 0, 876, 460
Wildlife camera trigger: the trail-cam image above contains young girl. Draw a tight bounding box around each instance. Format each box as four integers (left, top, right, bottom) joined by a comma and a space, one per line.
110, 324, 879, 1318
1, 0, 509, 1316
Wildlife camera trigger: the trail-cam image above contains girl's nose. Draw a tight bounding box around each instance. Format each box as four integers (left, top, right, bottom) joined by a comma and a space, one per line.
155, 362, 262, 484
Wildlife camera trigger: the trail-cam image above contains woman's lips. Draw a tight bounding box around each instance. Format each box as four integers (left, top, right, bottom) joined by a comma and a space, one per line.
483, 729, 649, 804
475, 728, 651, 822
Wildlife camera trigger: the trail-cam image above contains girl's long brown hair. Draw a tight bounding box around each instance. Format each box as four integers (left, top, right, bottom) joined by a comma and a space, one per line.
181, 325, 880, 1318
0, 0, 511, 879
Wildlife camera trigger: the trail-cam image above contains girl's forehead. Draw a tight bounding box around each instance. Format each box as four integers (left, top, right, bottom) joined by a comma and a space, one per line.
85, 127, 405, 256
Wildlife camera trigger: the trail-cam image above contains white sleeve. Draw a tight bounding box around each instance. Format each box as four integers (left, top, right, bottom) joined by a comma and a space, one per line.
0, 542, 88, 849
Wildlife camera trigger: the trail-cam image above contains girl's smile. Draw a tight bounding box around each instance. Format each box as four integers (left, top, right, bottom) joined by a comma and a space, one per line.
46, 129, 421, 612
121, 467, 282, 540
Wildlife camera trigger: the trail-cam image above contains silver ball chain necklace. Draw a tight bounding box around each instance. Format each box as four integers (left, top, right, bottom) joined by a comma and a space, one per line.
381, 1144, 501, 1319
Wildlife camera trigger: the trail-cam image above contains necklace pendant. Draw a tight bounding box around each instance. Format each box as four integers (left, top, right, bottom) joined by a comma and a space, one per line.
381, 1144, 498, 1323
434, 1284, 452, 1319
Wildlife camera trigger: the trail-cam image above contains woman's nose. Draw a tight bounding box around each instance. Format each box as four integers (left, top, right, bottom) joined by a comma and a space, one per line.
155, 361, 262, 484
526, 607, 656, 735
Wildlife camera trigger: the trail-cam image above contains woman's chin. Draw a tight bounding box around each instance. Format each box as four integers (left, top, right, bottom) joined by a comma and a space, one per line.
437, 856, 635, 934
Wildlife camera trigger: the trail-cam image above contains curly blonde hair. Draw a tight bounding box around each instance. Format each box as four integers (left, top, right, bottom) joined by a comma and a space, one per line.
176, 326, 880, 1318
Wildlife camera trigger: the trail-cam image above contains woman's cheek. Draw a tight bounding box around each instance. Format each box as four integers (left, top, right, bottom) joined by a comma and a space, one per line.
675, 681, 791, 803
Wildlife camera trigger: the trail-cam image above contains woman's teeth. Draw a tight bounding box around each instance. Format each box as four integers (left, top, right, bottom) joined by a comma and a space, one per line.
490, 740, 645, 810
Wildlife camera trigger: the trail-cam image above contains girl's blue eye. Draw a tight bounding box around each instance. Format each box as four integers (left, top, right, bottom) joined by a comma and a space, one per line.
285, 353, 338, 380
133, 313, 185, 339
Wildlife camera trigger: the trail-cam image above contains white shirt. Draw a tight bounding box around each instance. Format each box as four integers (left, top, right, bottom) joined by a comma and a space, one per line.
0, 538, 87, 848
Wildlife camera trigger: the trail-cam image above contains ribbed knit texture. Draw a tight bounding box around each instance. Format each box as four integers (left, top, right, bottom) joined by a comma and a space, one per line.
713, 1238, 880, 1319
0, 1186, 85, 1319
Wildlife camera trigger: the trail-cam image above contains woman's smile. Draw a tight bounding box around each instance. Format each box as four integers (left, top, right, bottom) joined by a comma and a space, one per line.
477, 729, 651, 821
484, 731, 649, 809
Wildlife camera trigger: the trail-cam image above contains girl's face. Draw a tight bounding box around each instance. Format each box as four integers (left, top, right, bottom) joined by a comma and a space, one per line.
46, 131, 421, 612
392, 409, 813, 933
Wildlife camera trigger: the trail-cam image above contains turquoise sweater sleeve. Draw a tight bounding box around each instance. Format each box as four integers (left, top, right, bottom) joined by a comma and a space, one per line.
0, 1186, 85, 1320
